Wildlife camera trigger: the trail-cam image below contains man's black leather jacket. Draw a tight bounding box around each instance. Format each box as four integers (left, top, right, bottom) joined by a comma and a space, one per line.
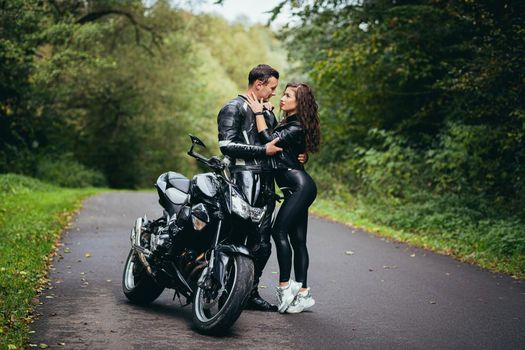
258, 115, 306, 171
218, 95, 278, 172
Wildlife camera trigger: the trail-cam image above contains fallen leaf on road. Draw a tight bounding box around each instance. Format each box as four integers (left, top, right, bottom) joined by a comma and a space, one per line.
271, 271, 277, 274
39, 344, 49, 349
345, 251, 354, 255
260, 285, 267, 288
429, 300, 436, 304
106, 279, 112, 282
383, 265, 398, 269
410, 253, 416, 257
64, 248, 71, 253
85, 252, 92, 258
58, 342, 66, 346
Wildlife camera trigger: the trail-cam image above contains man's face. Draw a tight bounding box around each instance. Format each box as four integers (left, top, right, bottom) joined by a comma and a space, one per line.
255, 77, 279, 102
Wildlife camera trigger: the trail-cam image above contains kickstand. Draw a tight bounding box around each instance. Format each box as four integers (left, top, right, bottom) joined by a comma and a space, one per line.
173, 290, 190, 307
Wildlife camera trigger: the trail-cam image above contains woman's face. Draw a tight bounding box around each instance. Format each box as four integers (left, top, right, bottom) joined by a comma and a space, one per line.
279, 87, 297, 114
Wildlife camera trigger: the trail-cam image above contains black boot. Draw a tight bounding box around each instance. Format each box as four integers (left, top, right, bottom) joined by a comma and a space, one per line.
245, 289, 278, 312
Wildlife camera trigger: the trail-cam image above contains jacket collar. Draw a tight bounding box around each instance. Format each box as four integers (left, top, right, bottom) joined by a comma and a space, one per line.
284, 115, 298, 123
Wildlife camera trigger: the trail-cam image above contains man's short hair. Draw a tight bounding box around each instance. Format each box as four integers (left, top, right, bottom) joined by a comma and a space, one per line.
248, 64, 279, 86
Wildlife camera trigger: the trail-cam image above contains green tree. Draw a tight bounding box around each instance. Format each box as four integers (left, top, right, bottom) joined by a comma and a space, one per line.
1, 0, 290, 188
275, 0, 525, 209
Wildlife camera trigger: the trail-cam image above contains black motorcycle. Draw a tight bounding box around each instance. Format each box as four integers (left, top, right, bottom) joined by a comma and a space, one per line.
122, 135, 269, 334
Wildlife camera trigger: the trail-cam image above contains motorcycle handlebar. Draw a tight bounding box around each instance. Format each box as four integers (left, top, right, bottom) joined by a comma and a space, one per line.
187, 150, 225, 171
187, 135, 225, 172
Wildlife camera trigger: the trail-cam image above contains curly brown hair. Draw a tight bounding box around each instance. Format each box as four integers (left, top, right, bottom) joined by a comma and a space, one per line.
284, 82, 321, 153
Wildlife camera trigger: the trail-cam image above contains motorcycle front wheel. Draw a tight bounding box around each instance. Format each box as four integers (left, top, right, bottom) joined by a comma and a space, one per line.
192, 254, 254, 334
122, 249, 164, 304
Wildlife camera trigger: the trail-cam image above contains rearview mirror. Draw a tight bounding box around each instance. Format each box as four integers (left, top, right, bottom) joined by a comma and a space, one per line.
189, 134, 206, 148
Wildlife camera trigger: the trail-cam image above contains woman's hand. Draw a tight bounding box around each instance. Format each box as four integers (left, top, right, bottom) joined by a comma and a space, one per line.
298, 153, 308, 164
246, 92, 264, 114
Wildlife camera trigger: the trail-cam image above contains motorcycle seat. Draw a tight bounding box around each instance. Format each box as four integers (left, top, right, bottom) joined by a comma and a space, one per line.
156, 172, 190, 216
156, 171, 190, 193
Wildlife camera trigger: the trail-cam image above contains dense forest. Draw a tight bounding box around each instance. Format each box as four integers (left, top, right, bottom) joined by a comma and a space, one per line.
1, 1, 524, 267
0, 0, 287, 188
278, 0, 524, 205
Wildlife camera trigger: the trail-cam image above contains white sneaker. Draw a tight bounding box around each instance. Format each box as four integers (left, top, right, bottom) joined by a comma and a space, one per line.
276, 280, 302, 313
286, 288, 315, 314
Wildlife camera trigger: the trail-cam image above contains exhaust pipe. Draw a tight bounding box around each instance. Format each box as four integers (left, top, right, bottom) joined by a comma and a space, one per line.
130, 217, 153, 275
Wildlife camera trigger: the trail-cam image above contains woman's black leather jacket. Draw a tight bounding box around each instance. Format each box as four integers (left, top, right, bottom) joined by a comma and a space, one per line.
258, 115, 306, 170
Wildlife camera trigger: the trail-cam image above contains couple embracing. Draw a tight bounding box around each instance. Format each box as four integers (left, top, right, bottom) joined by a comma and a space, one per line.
217, 64, 320, 314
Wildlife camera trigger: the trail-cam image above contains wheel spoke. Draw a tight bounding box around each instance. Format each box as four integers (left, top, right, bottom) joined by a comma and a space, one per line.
194, 257, 238, 322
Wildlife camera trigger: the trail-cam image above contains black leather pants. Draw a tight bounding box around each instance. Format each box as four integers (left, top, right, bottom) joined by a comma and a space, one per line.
272, 169, 317, 288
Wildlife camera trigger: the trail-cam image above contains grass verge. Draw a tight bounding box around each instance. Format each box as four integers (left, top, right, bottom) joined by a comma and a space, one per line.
0, 174, 102, 349
310, 193, 525, 280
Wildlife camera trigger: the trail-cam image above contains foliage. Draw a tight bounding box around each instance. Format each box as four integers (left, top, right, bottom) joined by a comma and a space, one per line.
35, 154, 107, 188
0, 174, 54, 194
278, 0, 525, 202
0, 0, 288, 188
274, 0, 525, 269
0, 174, 100, 349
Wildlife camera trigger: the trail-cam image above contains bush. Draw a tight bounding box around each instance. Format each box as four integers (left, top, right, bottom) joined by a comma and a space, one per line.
0, 173, 54, 194
354, 129, 424, 198
35, 155, 107, 188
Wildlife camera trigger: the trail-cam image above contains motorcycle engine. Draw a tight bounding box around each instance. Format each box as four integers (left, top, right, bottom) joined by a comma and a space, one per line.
150, 227, 170, 253
149, 217, 182, 257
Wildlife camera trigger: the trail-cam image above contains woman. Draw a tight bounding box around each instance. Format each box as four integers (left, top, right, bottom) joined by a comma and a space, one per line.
246, 82, 320, 314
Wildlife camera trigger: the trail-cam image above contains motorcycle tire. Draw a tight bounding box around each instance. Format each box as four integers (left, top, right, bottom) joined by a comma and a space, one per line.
122, 249, 164, 304
192, 254, 254, 334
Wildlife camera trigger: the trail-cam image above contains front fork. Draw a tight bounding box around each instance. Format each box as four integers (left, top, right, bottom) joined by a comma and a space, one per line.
197, 220, 223, 291
197, 220, 252, 292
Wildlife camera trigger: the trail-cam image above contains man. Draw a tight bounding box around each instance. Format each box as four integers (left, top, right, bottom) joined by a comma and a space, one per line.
217, 64, 283, 311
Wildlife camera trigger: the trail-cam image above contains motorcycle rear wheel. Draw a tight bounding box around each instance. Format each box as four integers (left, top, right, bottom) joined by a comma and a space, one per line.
122, 249, 164, 304
192, 255, 254, 334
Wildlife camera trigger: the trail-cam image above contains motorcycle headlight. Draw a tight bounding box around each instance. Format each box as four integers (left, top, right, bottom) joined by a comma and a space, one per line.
231, 190, 267, 223
191, 203, 209, 231
231, 190, 250, 220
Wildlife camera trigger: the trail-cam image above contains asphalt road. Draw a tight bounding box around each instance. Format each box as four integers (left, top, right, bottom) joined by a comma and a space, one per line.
30, 192, 525, 349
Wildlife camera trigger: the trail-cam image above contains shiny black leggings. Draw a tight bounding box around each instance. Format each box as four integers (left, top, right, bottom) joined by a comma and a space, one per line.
273, 169, 317, 288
